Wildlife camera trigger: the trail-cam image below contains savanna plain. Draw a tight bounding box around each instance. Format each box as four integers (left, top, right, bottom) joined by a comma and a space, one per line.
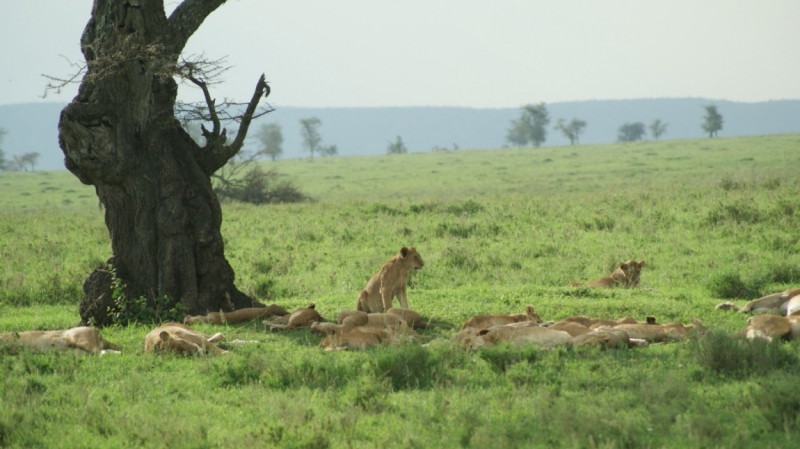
1, 134, 800, 448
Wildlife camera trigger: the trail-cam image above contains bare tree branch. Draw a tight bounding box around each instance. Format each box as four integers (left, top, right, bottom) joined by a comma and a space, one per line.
196, 74, 272, 174
168, 0, 227, 52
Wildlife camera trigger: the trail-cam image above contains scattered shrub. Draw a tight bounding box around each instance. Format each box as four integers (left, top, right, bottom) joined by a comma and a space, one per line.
215, 167, 310, 204
692, 331, 798, 379
706, 271, 768, 299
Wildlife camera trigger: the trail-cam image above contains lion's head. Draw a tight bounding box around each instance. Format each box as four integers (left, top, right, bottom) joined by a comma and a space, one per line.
400, 246, 425, 270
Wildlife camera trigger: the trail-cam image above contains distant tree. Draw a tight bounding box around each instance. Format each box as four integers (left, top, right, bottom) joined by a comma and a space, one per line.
553, 118, 587, 145
254, 123, 283, 161
22, 151, 41, 171
320, 144, 338, 157
649, 119, 668, 140
0, 128, 7, 171
617, 122, 647, 142
701, 105, 723, 138
387, 136, 408, 154
299, 117, 323, 159
506, 103, 550, 147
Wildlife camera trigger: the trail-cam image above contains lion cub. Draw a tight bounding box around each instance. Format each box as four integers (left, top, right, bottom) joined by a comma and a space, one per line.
356, 246, 425, 313
264, 302, 323, 331
571, 260, 645, 288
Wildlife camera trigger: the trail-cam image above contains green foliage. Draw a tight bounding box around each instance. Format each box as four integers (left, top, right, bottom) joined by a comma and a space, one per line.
506, 103, 550, 147
706, 271, 769, 299
254, 122, 284, 161
617, 122, 646, 142
702, 105, 724, 138
106, 266, 186, 325
649, 119, 668, 140
477, 344, 540, 373
553, 118, 587, 145
692, 331, 798, 379
386, 135, 408, 154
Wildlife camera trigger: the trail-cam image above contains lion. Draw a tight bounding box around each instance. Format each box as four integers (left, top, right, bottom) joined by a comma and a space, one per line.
0, 327, 121, 355
356, 246, 425, 313
567, 328, 641, 350
265, 302, 323, 331
318, 325, 393, 350
387, 307, 453, 329
716, 288, 800, 316
459, 305, 541, 332
741, 315, 800, 342
547, 320, 591, 337
611, 318, 702, 343
144, 323, 227, 355
184, 304, 289, 325
571, 260, 645, 288
468, 324, 572, 350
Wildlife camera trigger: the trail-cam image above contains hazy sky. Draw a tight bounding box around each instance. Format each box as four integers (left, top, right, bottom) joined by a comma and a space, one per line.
1, 1, 798, 108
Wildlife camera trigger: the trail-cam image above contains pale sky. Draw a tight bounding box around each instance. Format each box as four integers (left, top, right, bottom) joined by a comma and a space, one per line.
1, 0, 798, 108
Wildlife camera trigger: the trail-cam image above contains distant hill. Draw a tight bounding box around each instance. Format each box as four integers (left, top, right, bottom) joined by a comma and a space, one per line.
2, 98, 799, 171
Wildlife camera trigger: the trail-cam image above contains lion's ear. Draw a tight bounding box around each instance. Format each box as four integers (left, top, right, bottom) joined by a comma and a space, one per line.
159, 331, 170, 342
526, 305, 535, 315
639, 261, 646, 267
479, 329, 491, 336
646, 316, 657, 325
400, 247, 409, 257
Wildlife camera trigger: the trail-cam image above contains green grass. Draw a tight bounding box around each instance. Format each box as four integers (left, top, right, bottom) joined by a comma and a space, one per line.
1, 134, 800, 447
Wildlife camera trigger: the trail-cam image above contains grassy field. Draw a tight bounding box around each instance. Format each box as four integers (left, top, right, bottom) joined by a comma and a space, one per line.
1, 134, 800, 448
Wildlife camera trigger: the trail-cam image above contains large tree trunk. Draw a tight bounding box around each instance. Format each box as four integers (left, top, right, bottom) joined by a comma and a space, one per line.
59, 0, 266, 326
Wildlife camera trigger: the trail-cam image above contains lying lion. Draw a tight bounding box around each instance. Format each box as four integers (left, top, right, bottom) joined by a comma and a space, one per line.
356, 246, 425, 313
144, 323, 227, 355
467, 323, 572, 350
337, 308, 451, 330
265, 302, 323, 331
312, 321, 417, 350
741, 314, 800, 342
184, 304, 289, 325
0, 327, 120, 355
459, 305, 541, 331
716, 288, 800, 316
571, 260, 645, 288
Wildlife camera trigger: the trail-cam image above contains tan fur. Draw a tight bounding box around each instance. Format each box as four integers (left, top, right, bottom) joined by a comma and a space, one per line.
716, 288, 800, 316
0, 327, 120, 355
571, 260, 645, 288
184, 305, 288, 325
567, 328, 634, 350
265, 303, 323, 331
742, 315, 800, 342
612, 319, 703, 342
356, 247, 425, 313
317, 323, 418, 350
387, 307, 453, 329
548, 321, 591, 337
460, 306, 541, 331
469, 325, 571, 350
144, 323, 227, 356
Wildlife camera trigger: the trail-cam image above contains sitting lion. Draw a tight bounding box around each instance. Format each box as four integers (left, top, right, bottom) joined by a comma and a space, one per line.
356, 246, 425, 313
144, 323, 227, 355
716, 288, 800, 316
0, 327, 120, 355
184, 304, 289, 325
459, 305, 541, 332
571, 260, 645, 288
265, 302, 323, 331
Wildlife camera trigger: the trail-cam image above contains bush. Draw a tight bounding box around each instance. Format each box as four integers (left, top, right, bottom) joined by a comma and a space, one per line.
706, 271, 768, 299
692, 331, 798, 379
215, 167, 310, 204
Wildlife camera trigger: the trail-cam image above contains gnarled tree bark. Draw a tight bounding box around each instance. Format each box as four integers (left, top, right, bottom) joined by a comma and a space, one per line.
59, 0, 268, 325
